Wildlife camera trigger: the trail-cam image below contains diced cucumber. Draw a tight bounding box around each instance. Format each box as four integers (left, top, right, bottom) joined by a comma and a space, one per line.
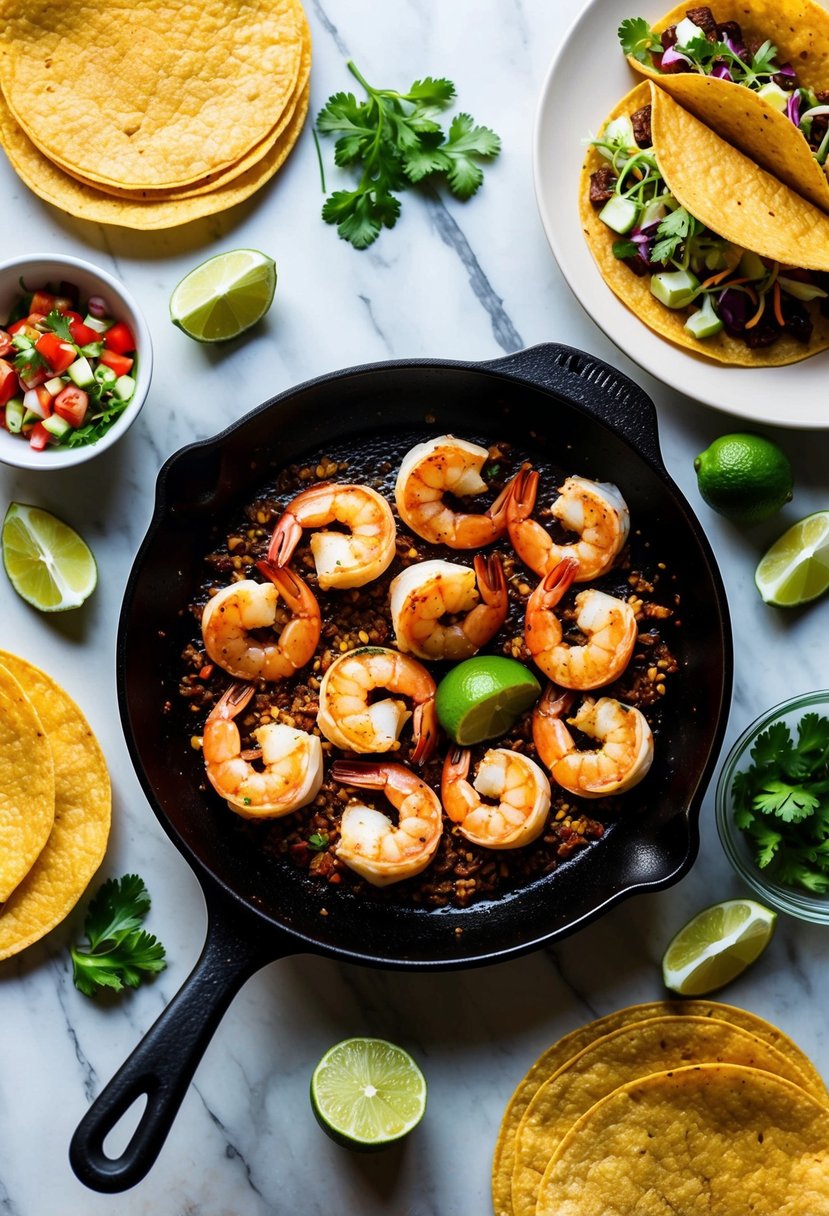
42, 414, 72, 439
603, 116, 635, 149
599, 195, 639, 235
22, 408, 41, 426
67, 356, 95, 387
684, 294, 724, 339
738, 250, 767, 281
5, 397, 24, 434
757, 82, 790, 112
778, 275, 828, 301
113, 373, 136, 402
650, 269, 700, 309
44, 375, 66, 396
639, 199, 667, 229
80, 341, 104, 357
94, 364, 117, 387
82, 314, 113, 334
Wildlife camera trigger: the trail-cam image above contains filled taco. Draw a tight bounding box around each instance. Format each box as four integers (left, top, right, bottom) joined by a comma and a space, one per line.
620, 2, 829, 211
580, 81, 829, 365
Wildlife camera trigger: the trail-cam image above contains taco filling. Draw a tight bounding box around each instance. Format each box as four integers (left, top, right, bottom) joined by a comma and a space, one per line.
620, 9, 829, 169
589, 101, 829, 349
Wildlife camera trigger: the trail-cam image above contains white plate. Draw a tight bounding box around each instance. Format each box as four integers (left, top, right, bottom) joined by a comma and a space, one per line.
533, 0, 829, 429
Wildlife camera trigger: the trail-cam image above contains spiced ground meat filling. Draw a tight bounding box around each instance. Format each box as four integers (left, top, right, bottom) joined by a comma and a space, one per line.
176, 433, 681, 909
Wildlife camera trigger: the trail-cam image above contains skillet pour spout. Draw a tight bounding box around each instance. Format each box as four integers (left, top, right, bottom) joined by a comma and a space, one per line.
69, 342, 732, 1191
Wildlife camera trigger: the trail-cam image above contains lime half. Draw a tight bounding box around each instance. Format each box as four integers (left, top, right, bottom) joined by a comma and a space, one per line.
169, 249, 276, 342
755, 510, 829, 607
436, 656, 541, 746
310, 1037, 427, 1151
662, 899, 776, 996
2, 503, 97, 611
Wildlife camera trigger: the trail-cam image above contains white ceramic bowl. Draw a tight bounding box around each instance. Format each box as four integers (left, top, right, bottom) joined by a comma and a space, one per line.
0, 253, 152, 469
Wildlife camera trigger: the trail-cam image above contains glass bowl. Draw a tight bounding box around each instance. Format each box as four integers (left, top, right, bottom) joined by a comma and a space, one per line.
715, 690, 829, 924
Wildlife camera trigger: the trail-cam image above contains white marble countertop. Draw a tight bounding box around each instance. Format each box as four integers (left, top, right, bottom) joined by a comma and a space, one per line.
2, 1, 829, 1212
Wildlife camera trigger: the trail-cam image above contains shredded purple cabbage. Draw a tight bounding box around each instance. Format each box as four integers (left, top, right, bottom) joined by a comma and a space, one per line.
787, 90, 802, 127
711, 63, 732, 81
777, 62, 796, 79
717, 288, 748, 334
661, 45, 691, 68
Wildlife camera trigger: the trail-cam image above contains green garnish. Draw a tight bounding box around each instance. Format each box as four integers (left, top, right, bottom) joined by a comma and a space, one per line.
650, 207, 700, 264
308, 832, 330, 851
70, 874, 167, 997
680, 34, 782, 88
731, 713, 829, 894
44, 308, 75, 344
316, 61, 501, 249
618, 17, 663, 64
11, 340, 47, 379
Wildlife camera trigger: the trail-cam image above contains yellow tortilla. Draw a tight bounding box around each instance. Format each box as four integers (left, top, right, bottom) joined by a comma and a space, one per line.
491, 999, 827, 1216
579, 83, 829, 366
511, 1015, 821, 1216
0, 654, 110, 960
0, 0, 304, 189
628, 0, 829, 212
535, 1064, 829, 1216
0, 664, 54, 902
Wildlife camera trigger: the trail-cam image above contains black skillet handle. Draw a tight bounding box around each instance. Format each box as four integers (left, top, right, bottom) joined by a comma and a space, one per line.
481, 343, 664, 470
69, 891, 293, 1193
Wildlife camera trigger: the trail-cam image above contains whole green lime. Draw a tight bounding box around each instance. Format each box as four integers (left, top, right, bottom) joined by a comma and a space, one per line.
693, 433, 793, 524
435, 656, 541, 746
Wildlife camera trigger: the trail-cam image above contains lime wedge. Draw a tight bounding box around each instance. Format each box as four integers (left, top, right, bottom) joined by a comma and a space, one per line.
310, 1037, 427, 1151
436, 656, 541, 746
755, 510, 829, 607
662, 899, 776, 996
169, 249, 276, 342
2, 503, 97, 611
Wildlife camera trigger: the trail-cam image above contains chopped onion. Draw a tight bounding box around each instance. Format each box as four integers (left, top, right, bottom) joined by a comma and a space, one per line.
86, 295, 109, 319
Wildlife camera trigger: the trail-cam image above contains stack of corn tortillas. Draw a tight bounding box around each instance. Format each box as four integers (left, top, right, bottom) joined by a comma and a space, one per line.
0, 0, 311, 228
493, 1001, 829, 1216
0, 652, 110, 960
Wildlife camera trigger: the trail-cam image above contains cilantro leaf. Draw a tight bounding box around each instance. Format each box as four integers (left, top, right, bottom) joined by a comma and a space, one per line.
316, 60, 500, 248
44, 308, 75, 344
70, 874, 166, 998
651, 207, 696, 263
753, 779, 819, 823
750, 721, 792, 768
748, 821, 783, 869
618, 17, 663, 65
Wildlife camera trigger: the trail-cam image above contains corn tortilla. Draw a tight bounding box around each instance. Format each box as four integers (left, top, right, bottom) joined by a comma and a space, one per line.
511, 1015, 821, 1216
579, 83, 829, 366
0, 654, 110, 961
491, 1000, 827, 1216
0, 81, 310, 231
627, 0, 829, 212
0, 664, 54, 903
535, 1064, 829, 1216
0, 0, 304, 189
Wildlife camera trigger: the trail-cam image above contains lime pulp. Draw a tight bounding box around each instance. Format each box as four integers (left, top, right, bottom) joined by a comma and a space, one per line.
2, 503, 97, 611
755, 510, 829, 607
169, 248, 276, 342
435, 656, 541, 746
310, 1037, 427, 1151
661, 898, 776, 996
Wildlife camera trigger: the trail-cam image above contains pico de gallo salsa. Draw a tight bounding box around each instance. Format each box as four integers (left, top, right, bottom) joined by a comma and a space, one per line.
0, 282, 137, 451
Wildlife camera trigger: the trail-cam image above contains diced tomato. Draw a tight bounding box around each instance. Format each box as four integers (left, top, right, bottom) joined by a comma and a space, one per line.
0, 330, 12, 359
18, 365, 50, 390
29, 290, 57, 315
26, 312, 46, 328
99, 348, 133, 376
68, 317, 101, 346
23, 386, 52, 419
35, 331, 77, 374
0, 407, 6, 430
53, 385, 89, 427
7, 318, 39, 340
104, 321, 136, 354
28, 422, 50, 451
0, 359, 19, 405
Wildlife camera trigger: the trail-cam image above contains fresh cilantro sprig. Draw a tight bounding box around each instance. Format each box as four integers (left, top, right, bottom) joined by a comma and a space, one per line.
680, 34, 782, 89
316, 61, 501, 249
618, 17, 663, 65
70, 874, 166, 997
731, 712, 829, 894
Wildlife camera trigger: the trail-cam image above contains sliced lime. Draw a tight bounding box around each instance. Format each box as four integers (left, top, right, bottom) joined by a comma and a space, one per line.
169, 249, 276, 342
755, 510, 829, 607
436, 656, 541, 746
310, 1037, 427, 1151
662, 899, 776, 996
2, 503, 97, 611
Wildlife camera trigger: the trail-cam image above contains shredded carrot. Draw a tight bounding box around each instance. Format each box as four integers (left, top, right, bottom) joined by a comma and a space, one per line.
773, 280, 786, 327
700, 266, 738, 290
744, 293, 767, 330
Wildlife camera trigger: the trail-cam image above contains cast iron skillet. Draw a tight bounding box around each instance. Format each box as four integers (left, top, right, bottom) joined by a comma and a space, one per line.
70, 344, 732, 1192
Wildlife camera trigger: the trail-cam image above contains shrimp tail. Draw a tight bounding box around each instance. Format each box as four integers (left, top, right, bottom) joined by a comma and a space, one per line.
331, 760, 387, 789
213, 681, 256, 721
268, 512, 304, 567
507, 465, 539, 523
256, 560, 316, 614
486, 470, 521, 528
538, 557, 580, 606
442, 745, 472, 781
410, 698, 439, 766
536, 682, 575, 723
474, 552, 508, 607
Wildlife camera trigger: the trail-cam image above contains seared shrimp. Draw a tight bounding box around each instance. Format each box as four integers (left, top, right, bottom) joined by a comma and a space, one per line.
201, 561, 321, 681
524, 558, 636, 690
389, 553, 508, 661
532, 685, 653, 797
507, 469, 629, 581
317, 647, 438, 763
395, 435, 516, 548
203, 683, 324, 818
331, 760, 443, 886
268, 482, 396, 590
441, 747, 551, 849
